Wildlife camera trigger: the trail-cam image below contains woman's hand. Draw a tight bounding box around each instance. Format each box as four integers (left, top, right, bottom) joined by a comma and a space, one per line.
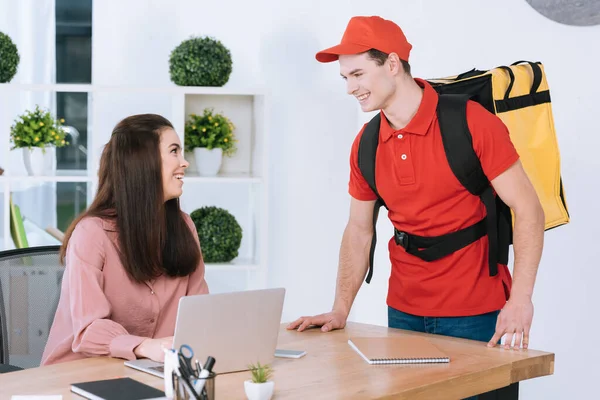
134, 336, 174, 362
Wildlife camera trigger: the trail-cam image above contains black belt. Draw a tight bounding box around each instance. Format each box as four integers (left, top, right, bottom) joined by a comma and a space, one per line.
364, 187, 507, 284
394, 217, 488, 263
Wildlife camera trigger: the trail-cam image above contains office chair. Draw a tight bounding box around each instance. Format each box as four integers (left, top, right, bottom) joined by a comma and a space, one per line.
0, 246, 63, 373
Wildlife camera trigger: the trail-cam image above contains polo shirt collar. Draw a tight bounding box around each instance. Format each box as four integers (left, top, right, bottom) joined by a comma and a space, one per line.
380, 78, 438, 142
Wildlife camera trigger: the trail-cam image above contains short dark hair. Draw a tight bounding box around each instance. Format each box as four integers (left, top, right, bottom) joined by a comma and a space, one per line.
366, 49, 411, 75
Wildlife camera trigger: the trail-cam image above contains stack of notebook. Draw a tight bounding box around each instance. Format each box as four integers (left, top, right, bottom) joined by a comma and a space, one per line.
348, 336, 450, 365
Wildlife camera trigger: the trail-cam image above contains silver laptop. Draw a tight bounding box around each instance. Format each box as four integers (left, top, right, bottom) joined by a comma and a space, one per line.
125, 287, 285, 376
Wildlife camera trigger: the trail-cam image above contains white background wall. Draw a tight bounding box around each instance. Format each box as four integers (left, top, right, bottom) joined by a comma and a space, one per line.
90, 0, 597, 398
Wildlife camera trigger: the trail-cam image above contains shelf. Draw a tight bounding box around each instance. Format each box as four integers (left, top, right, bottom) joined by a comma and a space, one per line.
0, 172, 261, 185
204, 258, 260, 272
0, 83, 266, 96
0, 175, 94, 183
0, 170, 93, 192
183, 172, 262, 183
0, 244, 259, 271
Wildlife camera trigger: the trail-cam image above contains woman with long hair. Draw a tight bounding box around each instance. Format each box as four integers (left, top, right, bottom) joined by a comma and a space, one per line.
41, 114, 209, 365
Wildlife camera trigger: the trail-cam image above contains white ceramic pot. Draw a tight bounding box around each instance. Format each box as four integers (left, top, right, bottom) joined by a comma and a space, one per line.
193, 147, 223, 176
22, 146, 55, 176
244, 380, 274, 400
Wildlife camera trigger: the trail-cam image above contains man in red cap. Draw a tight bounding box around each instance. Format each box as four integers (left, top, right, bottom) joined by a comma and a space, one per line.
288, 15, 544, 360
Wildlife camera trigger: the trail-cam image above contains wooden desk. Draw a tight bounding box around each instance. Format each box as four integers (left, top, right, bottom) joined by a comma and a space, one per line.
0, 322, 554, 399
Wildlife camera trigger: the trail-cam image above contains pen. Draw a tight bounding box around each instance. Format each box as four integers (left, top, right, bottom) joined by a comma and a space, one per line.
178, 370, 200, 400
193, 356, 216, 394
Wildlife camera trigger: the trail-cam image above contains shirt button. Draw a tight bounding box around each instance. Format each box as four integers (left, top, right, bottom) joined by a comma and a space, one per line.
401, 154, 407, 160
397, 134, 403, 139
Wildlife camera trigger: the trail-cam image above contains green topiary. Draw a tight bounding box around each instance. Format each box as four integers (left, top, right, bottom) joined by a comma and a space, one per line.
0, 31, 19, 83
169, 36, 232, 87
190, 206, 242, 263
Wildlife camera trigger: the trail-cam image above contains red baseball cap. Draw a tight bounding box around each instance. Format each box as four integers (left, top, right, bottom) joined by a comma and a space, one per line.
316, 16, 412, 63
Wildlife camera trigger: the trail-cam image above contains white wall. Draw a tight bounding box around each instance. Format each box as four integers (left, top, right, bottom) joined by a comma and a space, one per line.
92, 0, 598, 398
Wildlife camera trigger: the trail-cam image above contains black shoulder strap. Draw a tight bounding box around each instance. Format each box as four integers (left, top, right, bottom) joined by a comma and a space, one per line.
358, 113, 383, 201
437, 94, 489, 196
357, 113, 386, 284
437, 94, 498, 276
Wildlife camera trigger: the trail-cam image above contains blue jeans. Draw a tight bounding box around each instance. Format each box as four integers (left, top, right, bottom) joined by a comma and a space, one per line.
388, 306, 500, 400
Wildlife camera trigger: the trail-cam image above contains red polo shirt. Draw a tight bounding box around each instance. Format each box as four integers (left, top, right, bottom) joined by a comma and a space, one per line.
349, 78, 519, 317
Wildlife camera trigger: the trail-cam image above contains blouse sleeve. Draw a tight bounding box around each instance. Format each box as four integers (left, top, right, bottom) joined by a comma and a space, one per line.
66, 219, 146, 360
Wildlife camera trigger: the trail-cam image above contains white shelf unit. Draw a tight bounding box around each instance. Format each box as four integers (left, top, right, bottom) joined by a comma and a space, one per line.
0, 83, 270, 292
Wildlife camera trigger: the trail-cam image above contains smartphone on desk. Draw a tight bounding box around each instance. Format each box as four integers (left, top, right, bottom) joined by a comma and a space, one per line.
275, 349, 307, 359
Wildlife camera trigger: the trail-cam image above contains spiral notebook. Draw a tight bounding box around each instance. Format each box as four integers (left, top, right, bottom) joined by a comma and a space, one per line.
348, 336, 450, 365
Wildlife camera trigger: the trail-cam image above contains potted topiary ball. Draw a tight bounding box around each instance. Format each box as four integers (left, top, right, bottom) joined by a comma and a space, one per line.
190, 206, 242, 263
169, 36, 233, 87
0, 31, 20, 83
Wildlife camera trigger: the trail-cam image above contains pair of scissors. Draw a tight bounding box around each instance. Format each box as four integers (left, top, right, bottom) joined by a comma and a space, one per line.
178, 344, 196, 378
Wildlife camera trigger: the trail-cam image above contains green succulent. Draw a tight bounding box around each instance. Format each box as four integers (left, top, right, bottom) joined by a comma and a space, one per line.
248, 362, 273, 384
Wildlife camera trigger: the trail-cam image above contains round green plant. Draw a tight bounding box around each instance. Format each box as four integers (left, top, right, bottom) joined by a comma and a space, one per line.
185, 108, 237, 156
0, 31, 19, 83
169, 36, 233, 86
10, 105, 69, 150
190, 206, 242, 263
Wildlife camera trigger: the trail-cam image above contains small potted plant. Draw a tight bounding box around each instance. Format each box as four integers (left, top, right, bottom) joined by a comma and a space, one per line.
190, 206, 242, 263
244, 362, 274, 400
184, 108, 237, 176
10, 105, 68, 176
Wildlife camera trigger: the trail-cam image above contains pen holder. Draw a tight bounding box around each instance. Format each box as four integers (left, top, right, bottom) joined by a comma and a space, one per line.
198, 372, 216, 400
172, 372, 216, 400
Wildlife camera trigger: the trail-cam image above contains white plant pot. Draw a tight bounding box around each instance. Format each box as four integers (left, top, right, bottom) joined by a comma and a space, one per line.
244, 380, 274, 400
22, 146, 55, 176
193, 147, 223, 176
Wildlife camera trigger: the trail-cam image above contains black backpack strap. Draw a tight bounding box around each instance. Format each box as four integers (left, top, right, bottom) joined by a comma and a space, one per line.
357, 113, 386, 284
436, 94, 498, 276
394, 219, 487, 262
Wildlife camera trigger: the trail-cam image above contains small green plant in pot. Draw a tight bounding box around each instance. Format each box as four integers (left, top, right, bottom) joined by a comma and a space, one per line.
185, 108, 237, 176
244, 362, 274, 400
0, 31, 19, 83
190, 206, 242, 263
10, 105, 68, 176
169, 36, 233, 87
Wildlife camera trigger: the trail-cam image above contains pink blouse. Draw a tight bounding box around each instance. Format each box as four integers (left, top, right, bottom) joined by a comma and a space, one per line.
40, 213, 209, 365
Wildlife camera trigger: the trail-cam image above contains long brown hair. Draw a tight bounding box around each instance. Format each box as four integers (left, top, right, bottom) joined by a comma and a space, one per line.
60, 114, 200, 283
